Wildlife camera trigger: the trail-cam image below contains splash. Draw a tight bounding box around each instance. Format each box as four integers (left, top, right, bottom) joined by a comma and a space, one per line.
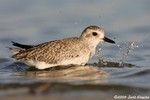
96, 42, 138, 67
97, 46, 103, 65
119, 41, 138, 66
96, 47, 108, 66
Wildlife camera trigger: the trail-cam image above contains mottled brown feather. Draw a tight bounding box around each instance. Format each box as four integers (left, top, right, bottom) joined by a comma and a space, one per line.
12, 37, 90, 64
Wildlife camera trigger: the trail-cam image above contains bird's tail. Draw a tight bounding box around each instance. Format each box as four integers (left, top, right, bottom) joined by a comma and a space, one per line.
11, 41, 34, 49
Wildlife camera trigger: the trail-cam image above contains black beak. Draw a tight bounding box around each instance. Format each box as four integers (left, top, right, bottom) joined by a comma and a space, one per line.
103, 37, 115, 44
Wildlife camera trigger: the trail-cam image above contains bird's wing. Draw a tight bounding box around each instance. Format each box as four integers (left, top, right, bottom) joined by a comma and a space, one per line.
11, 38, 84, 64
11, 40, 63, 63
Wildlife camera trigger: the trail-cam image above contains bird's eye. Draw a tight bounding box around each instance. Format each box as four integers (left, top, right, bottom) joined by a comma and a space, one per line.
92, 32, 98, 36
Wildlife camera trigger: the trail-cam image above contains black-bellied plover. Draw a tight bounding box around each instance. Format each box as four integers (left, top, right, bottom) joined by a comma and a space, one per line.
9, 25, 115, 69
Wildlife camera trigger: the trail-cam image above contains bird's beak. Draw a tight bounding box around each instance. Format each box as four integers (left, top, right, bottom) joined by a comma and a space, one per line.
103, 37, 115, 44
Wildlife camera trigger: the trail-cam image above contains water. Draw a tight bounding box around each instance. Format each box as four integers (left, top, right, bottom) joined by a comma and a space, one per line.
118, 41, 139, 66
0, 0, 150, 100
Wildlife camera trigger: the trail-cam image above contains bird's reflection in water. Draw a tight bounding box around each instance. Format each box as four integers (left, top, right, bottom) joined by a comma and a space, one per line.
19, 65, 109, 85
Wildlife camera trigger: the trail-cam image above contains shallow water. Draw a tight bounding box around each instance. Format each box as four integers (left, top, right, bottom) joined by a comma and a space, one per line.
0, 0, 150, 100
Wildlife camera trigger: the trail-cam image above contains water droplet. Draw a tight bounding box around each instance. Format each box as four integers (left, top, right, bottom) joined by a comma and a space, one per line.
119, 41, 139, 66
96, 46, 103, 64
117, 44, 120, 47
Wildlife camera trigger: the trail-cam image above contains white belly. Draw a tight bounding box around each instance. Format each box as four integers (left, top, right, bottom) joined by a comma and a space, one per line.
22, 54, 90, 69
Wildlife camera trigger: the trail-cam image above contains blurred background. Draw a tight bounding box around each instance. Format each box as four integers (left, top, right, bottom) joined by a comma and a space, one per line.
0, 0, 150, 100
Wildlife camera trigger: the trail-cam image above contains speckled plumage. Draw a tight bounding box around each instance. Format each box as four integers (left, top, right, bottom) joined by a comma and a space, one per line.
10, 25, 115, 69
